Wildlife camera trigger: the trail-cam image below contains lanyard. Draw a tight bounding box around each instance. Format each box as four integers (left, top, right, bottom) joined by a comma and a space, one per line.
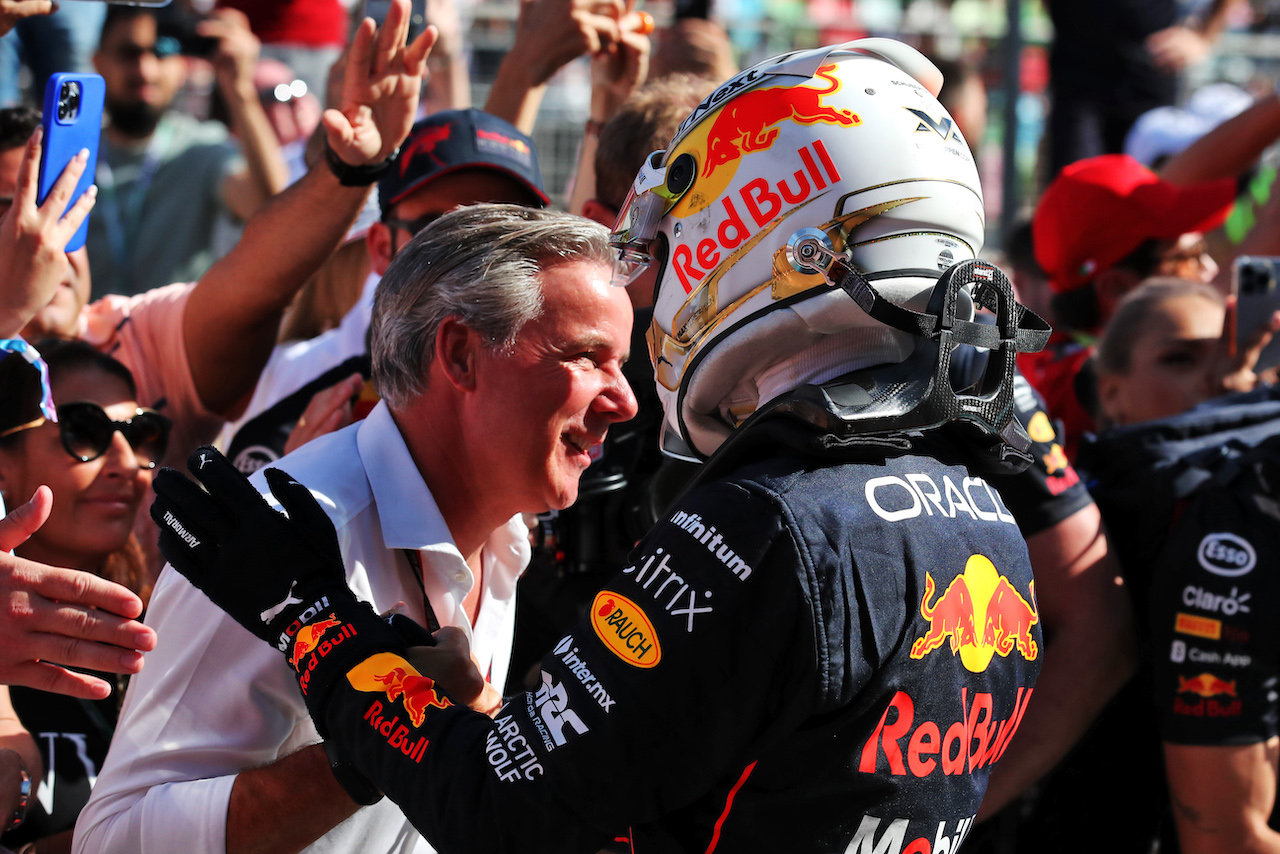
400, 550, 494, 683
400, 549, 441, 633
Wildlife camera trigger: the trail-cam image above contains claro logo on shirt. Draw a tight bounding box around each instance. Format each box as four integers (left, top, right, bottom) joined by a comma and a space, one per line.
590, 591, 661, 668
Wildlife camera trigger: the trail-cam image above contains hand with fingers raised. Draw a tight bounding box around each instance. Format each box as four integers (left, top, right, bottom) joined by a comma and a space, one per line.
324, 0, 438, 172
150, 446, 404, 721
0, 127, 97, 338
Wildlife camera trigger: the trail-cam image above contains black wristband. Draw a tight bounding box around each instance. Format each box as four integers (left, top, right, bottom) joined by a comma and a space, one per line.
322, 138, 398, 187
323, 738, 384, 805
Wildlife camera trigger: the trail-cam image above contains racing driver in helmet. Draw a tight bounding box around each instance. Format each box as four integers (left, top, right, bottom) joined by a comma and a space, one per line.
150, 39, 1050, 854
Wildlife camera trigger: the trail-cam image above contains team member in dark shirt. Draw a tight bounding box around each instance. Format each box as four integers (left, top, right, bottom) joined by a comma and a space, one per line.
151, 40, 1051, 853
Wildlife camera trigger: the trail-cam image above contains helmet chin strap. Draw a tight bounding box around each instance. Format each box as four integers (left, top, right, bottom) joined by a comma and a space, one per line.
767, 231, 1053, 467
786, 229, 1050, 355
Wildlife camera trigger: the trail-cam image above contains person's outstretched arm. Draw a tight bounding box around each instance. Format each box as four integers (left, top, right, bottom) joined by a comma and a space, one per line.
181, 0, 435, 416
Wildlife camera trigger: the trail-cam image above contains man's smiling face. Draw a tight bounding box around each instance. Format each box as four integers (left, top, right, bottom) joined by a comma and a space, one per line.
465, 258, 638, 512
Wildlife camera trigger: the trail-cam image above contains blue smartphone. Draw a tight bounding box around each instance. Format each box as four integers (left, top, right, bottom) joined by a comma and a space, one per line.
38, 73, 105, 254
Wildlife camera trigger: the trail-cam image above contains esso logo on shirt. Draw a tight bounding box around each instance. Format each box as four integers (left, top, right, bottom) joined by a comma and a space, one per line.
1197, 533, 1256, 577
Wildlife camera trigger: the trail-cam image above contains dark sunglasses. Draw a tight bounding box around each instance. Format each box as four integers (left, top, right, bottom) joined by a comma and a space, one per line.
0, 402, 171, 469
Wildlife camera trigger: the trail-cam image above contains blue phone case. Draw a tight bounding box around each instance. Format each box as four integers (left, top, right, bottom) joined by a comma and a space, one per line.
38, 73, 105, 254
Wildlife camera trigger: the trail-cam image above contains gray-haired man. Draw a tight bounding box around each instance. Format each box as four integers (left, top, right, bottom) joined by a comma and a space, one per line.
76, 205, 637, 854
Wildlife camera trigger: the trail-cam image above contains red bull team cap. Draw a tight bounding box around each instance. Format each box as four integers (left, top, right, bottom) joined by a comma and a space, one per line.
378, 109, 550, 217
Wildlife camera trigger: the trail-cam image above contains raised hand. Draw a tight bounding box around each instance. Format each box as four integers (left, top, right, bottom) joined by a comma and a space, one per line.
0, 128, 96, 337
151, 447, 401, 714
324, 0, 438, 166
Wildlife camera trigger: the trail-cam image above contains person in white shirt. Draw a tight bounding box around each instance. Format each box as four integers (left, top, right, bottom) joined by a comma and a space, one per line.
73, 205, 637, 854
217, 108, 551, 474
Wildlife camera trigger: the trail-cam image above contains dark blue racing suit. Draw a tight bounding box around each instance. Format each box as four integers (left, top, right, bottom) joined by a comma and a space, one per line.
318, 431, 1042, 854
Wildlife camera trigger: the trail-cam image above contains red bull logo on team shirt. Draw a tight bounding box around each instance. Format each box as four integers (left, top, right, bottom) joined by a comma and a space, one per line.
1173, 671, 1242, 718
348, 653, 453, 727
859, 686, 1035, 779
910, 555, 1038, 673
1177, 672, 1237, 698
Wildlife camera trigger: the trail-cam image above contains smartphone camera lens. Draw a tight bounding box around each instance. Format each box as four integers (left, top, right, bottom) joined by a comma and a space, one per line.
57, 81, 81, 122
1240, 262, 1274, 296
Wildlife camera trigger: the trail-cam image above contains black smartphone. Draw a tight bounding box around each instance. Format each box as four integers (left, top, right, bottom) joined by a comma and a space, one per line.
1232, 256, 1280, 373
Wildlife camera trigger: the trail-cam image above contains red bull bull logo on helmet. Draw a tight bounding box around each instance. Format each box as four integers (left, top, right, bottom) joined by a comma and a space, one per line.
910, 555, 1038, 673
698, 64, 859, 180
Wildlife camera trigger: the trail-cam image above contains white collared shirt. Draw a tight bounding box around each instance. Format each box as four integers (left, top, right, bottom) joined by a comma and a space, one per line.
74, 402, 529, 854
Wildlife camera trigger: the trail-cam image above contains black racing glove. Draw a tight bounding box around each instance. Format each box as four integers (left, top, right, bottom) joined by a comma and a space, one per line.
151, 446, 405, 723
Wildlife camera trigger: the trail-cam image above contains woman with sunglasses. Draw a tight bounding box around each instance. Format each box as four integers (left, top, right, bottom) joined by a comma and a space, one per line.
0, 340, 169, 854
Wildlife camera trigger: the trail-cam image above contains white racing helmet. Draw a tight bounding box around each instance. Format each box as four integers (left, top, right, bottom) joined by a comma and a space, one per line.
611, 39, 1018, 461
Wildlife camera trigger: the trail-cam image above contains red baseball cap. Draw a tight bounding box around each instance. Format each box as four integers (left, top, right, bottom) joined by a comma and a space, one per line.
1033, 154, 1236, 294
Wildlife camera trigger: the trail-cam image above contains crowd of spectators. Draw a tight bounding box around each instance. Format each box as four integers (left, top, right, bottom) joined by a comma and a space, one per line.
1, 0, 1280, 851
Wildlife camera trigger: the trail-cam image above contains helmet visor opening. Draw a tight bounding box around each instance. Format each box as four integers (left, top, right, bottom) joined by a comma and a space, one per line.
608, 150, 686, 288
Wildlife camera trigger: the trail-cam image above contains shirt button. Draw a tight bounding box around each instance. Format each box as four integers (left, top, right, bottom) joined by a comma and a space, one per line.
454, 572, 467, 583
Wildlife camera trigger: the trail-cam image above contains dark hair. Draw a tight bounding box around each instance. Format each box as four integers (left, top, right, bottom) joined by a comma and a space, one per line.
101, 6, 151, 43
0, 106, 41, 153
0, 340, 139, 436
41, 338, 139, 395
594, 75, 716, 212
1095, 277, 1224, 376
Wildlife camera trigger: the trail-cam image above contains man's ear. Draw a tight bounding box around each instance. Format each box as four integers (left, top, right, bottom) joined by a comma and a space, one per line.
1095, 371, 1126, 428
433, 316, 479, 391
367, 222, 395, 276
581, 198, 618, 229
